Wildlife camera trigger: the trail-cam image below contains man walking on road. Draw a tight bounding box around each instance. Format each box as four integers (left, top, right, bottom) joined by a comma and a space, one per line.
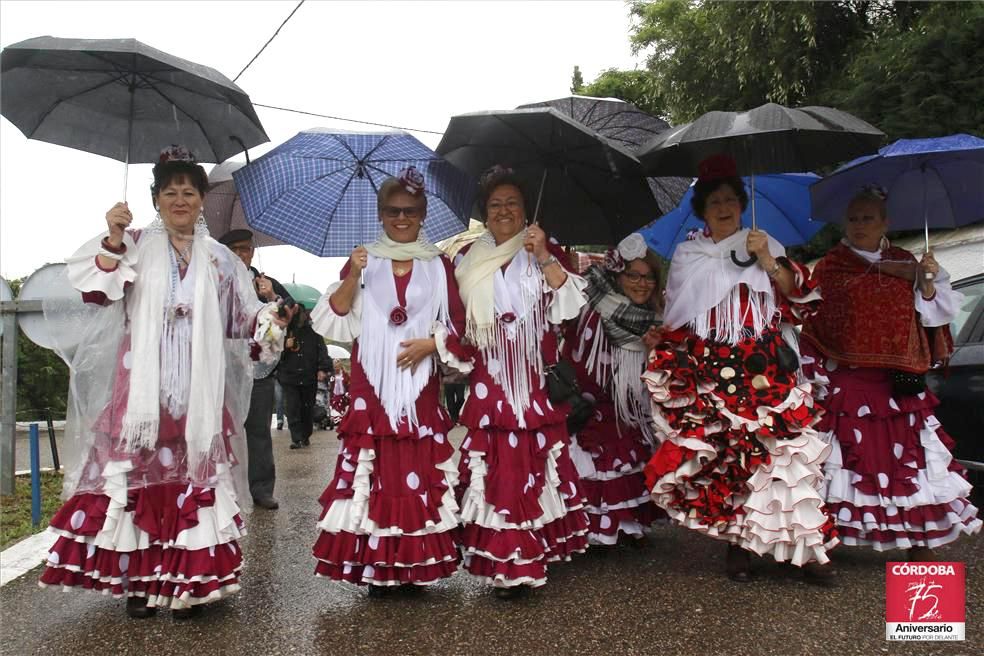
220, 229, 292, 510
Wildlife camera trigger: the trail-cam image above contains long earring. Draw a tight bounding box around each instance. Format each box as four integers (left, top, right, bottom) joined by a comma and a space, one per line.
195, 209, 209, 235
879, 235, 890, 251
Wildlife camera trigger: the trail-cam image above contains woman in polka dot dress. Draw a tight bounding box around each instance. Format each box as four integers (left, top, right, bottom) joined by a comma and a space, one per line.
801, 187, 981, 559
560, 234, 663, 546
642, 154, 838, 583
454, 166, 590, 599
309, 169, 473, 596
39, 150, 288, 618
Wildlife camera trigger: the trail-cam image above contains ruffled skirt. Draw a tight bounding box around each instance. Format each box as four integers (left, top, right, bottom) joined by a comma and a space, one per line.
569, 402, 660, 545
38, 461, 245, 608
456, 418, 590, 588
808, 355, 981, 550
643, 331, 839, 566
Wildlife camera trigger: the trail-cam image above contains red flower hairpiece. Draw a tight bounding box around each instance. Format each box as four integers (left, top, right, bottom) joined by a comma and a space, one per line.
697, 153, 737, 182
159, 144, 196, 165
397, 166, 425, 197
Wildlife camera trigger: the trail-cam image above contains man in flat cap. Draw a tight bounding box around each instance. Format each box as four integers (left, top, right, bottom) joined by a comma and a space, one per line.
219, 229, 293, 510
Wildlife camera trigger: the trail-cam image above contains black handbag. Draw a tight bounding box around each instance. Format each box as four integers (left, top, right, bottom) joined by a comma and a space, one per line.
545, 359, 595, 435
891, 369, 927, 397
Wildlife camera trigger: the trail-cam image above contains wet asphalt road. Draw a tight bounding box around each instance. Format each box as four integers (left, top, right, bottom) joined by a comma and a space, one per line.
1, 425, 981, 656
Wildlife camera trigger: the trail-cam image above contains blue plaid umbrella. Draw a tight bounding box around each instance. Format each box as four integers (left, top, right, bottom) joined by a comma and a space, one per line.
233, 129, 476, 256
639, 173, 824, 259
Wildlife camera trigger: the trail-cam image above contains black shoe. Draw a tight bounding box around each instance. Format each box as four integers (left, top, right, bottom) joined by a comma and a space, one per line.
302, 439, 311, 447
126, 596, 156, 619
494, 586, 522, 600
289, 442, 303, 449
367, 584, 391, 598
172, 605, 201, 620
276, 421, 284, 430
802, 563, 837, 587
253, 496, 279, 510
726, 544, 751, 583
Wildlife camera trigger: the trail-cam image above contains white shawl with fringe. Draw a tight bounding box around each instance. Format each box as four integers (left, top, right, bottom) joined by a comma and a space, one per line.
663, 229, 784, 344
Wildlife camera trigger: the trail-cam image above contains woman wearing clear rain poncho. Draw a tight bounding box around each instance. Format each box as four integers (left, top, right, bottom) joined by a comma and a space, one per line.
38, 147, 289, 619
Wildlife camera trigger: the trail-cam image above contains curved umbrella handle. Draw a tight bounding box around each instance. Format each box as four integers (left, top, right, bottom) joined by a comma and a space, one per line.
730, 250, 758, 267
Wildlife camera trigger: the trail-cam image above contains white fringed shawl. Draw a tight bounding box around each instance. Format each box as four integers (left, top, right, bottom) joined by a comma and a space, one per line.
358, 243, 449, 431
662, 229, 783, 344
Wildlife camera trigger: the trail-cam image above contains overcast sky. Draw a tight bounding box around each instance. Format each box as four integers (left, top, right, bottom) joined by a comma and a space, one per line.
0, 0, 641, 292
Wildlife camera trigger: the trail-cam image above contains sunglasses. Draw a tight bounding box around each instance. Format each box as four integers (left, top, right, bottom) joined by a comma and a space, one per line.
381, 205, 423, 219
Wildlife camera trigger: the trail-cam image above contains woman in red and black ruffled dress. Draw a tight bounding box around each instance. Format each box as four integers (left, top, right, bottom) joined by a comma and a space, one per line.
643, 154, 838, 583
309, 168, 472, 596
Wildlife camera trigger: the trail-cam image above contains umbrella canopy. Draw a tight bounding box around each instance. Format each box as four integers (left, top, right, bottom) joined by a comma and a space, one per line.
234, 129, 476, 257
810, 134, 984, 232
204, 161, 284, 247
326, 344, 350, 360
518, 95, 690, 214
437, 107, 660, 245
640, 173, 824, 259
0, 36, 268, 166
638, 103, 884, 177
518, 95, 671, 150
281, 283, 322, 310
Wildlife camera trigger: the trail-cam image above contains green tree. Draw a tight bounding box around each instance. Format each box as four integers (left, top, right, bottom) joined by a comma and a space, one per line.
822, 2, 984, 138
580, 68, 669, 121
7, 279, 69, 421
571, 65, 584, 93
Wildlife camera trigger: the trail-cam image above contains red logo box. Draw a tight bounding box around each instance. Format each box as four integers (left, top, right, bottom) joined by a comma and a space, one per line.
886, 562, 965, 641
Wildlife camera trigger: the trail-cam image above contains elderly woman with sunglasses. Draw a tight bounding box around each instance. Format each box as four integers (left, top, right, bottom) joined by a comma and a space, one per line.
560, 233, 663, 546
454, 166, 590, 599
642, 154, 838, 583
800, 187, 980, 560
309, 168, 472, 596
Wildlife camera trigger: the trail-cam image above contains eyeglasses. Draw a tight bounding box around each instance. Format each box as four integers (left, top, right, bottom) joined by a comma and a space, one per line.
620, 271, 658, 285
381, 205, 423, 219
487, 199, 523, 215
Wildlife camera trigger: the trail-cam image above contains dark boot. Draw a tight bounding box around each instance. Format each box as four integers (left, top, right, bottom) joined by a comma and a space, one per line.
126, 596, 156, 619
726, 543, 751, 582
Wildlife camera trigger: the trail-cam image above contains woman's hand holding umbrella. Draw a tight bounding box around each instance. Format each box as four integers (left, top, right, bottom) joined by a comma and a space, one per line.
747, 228, 795, 297
917, 251, 939, 297
327, 246, 368, 316
525, 223, 567, 289
96, 202, 133, 270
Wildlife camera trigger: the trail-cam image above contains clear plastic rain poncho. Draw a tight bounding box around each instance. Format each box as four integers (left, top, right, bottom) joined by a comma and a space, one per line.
44, 218, 278, 508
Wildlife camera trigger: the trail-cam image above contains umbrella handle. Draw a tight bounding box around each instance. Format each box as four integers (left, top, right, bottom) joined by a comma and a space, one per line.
730, 251, 758, 267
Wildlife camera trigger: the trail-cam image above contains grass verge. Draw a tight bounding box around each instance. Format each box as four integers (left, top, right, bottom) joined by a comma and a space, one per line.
0, 471, 63, 550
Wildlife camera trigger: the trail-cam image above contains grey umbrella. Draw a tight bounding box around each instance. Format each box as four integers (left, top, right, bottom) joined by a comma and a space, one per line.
0, 36, 269, 197
518, 95, 691, 214
638, 102, 884, 177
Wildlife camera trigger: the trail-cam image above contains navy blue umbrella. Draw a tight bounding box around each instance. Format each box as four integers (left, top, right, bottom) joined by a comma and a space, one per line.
233, 129, 476, 257
639, 173, 824, 259
810, 134, 984, 249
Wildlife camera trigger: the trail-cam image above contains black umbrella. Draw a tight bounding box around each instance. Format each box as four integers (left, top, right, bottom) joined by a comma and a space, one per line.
637, 102, 884, 265
519, 95, 691, 214
1, 36, 269, 197
638, 102, 884, 177
436, 107, 660, 246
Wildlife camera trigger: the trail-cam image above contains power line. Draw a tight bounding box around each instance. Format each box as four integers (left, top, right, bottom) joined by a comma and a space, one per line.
253, 102, 445, 135
233, 0, 306, 83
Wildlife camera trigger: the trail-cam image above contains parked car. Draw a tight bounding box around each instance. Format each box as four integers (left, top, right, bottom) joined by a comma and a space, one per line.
926, 272, 984, 491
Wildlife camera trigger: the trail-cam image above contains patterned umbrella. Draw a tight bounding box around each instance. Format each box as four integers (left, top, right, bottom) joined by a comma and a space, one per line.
204, 161, 284, 247
234, 129, 476, 257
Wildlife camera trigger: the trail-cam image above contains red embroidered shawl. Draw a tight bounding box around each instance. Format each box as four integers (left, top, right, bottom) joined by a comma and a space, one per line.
801, 243, 951, 373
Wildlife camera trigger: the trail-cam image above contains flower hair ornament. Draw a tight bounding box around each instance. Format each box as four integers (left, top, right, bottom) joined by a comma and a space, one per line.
479, 164, 515, 188
159, 144, 196, 164
604, 232, 648, 273
860, 183, 888, 200
697, 153, 738, 181
397, 166, 425, 196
